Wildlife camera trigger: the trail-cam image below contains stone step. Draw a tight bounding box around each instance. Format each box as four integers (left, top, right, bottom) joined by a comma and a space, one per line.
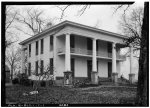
98, 77, 112, 82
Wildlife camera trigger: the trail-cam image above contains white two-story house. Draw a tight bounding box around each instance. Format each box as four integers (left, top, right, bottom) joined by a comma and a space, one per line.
19, 21, 135, 85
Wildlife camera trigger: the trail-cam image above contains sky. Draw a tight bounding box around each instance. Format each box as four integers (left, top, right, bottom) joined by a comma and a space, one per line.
6, 1, 144, 80
14, 2, 144, 42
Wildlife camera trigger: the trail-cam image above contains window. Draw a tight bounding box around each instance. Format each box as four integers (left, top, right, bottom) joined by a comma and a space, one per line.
28, 62, 31, 76
107, 42, 112, 53
29, 44, 31, 57
36, 41, 38, 55
96, 40, 98, 51
70, 35, 75, 48
49, 58, 53, 75
97, 61, 98, 72
35, 61, 38, 76
41, 39, 44, 54
87, 38, 93, 50
71, 58, 75, 77
40, 60, 44, 74
50, 35, 53, 51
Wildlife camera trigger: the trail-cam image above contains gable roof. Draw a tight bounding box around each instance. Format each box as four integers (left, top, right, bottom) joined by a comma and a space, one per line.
19, 20, 128, 45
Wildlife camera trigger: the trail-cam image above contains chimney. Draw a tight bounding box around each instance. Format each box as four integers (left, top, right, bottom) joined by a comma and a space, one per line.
34, 29, 39, 35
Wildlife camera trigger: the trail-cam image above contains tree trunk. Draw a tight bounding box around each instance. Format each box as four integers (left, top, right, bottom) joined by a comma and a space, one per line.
2, 5, 6, 106
10, 66, 13, 80
136, 2, 148, 106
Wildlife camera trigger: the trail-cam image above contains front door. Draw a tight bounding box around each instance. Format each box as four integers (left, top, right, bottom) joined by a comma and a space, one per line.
87, 60, 92, 80
108, 62, 112, 78
71, 58, 75, 78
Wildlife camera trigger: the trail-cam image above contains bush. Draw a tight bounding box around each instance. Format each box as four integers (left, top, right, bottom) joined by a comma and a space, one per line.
73, 78, 100, 88
16, 73, 31, 86
49, 80, 54, 86
20, 78, 31, 86
73, 78, 92, 88
12, 78, 19, 84
41, 81, 46, 87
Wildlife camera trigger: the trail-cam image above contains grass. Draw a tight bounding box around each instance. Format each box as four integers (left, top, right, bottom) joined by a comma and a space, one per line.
6, 84, 137, 105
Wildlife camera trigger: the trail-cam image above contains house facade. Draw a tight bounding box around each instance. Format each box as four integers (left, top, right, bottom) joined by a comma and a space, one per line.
19, 21, 135, 85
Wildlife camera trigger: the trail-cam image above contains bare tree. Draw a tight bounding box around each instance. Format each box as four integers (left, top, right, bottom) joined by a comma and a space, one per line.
15, 7, 54, 36
25, 63, 57, 102
135, 2, 148, 106
5, 45, 21, 80
114, 3, 148, 106
119, 7, 143, 52
56, 5, 90, 21
56, 4, 148, 106
5, 5, 19, 48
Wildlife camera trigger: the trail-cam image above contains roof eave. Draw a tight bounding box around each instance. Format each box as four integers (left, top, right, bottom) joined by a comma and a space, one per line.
19, 20, 128, 45
19, 21, 69, 45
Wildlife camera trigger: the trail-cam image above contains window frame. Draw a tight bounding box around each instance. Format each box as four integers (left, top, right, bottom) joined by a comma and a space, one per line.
70, 35, 75, 48
28, 62, 31, 76
35, 61, 38, 76
29, 44, 31, 57
40, 60, 44, 74
41, 39, 44, 54
50, 35, 53, 51
49, 58, 53, 75
107, 42, 112, 53
36, 41, 39, 55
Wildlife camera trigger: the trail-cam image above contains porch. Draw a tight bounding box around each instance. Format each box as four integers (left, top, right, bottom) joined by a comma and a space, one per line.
57, 47, 126, 61
55, 33, 127, 85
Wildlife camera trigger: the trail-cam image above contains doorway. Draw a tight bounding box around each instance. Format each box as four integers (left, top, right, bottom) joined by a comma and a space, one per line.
71, 58, 75, 78
108, 62, 112, 78
87, 60, 92, 80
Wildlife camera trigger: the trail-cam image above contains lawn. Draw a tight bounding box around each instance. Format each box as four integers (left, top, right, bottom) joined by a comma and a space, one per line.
6, 84, 137, 105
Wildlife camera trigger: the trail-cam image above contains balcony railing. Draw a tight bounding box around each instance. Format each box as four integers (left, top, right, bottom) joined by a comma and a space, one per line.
70, 48, 92, 55
57, 48, 126, 60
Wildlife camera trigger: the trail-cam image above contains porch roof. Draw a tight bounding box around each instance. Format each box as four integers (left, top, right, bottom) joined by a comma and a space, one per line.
19, 20, 129, 45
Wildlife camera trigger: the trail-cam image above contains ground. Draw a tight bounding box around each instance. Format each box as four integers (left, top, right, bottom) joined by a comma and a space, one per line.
5, 84, 137, 105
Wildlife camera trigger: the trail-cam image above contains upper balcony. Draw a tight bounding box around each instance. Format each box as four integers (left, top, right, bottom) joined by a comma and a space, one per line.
57, 48, 126, 61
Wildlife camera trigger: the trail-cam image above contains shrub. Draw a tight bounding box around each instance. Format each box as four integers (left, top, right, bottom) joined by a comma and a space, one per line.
40, 80, 54, 87
49, 80, 54, 86
30, 80, 34, 87
20, 78, 30, 86
41, 81, 46, 87
73, 78, 101, 88
12, 78, 19, 84
16, 73, 31, 86
73, 78, 92, 88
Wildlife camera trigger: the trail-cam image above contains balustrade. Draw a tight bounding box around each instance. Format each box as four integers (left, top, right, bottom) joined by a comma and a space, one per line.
57, 47, 126, 60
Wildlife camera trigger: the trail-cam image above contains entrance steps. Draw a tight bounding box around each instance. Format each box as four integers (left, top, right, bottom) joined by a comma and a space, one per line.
98, 77, 114, 85
98, 77, 133, 86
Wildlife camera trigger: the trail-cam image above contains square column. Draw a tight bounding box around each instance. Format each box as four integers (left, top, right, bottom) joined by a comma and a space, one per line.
112, 42, 118, 83
53, 36, 57, 80
64, 33, 72, 85
92, 38, 97, 72
65, 33, 71, 71
21, 46, 25, 74
117, 48, 121, 77
129, 45, 135, 84
91, 38, 98, 84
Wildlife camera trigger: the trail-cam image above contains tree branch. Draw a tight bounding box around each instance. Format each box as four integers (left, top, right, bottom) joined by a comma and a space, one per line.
15, 26, 33, 36
56, 5, 71, 21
